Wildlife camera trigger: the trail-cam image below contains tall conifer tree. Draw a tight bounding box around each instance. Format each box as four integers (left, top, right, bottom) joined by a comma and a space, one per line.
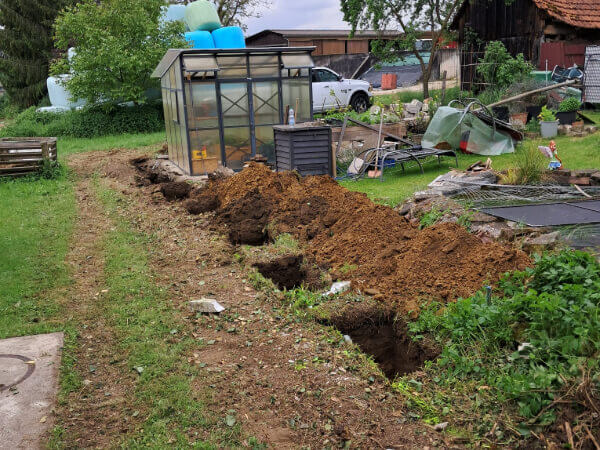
0, 0, 70, 107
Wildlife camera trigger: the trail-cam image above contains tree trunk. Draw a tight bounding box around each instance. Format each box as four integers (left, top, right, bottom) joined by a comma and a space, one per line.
422, 66, 431, 98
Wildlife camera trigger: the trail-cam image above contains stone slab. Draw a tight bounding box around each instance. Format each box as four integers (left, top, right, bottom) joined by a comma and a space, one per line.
0, 332, 64, 450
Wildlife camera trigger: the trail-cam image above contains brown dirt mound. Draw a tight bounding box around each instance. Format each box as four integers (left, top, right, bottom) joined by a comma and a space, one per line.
218, 188, 274, 245
160, 182, 192, 201
178, 163, 532, 313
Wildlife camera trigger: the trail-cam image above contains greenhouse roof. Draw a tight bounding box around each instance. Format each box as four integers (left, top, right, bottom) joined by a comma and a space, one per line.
152, 47, 316, 79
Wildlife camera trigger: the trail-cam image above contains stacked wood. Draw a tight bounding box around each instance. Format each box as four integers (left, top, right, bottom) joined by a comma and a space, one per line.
0, 137, 57, 177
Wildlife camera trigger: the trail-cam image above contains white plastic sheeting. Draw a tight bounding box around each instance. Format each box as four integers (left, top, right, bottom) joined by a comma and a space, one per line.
47, 75, 86, 109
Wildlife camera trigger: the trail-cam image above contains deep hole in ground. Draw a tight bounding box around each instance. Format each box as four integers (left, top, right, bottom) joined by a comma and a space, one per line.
253, 255, 306, 290
330, 311, 439, 379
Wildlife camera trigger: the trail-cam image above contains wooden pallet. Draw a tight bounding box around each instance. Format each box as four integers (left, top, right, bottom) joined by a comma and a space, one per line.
0, 137, 57, 177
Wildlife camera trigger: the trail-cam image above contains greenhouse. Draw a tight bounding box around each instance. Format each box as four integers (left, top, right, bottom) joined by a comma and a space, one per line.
152, 47, 315, 175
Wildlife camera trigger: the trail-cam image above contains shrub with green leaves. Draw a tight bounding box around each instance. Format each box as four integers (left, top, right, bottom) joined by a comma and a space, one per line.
477, 41, 533, 89
52, 0, 187, 105
0, 103, 164, 138
558, 97, 581, 113
410, 250, 600, 428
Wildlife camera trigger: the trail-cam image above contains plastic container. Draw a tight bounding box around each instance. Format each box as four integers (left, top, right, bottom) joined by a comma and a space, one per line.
184, 30, 215, 49
288, 108, 295, 126
212, 26, 246, 49
381, 73, 397, 90
184, 0, 221, 31
47, 75, 86, 109
540, 120, 559, 138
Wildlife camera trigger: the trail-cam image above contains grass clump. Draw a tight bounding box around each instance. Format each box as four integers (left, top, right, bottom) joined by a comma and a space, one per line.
408, 250, 600, 440
499, 144, 547, 185
419, 207, 446, 229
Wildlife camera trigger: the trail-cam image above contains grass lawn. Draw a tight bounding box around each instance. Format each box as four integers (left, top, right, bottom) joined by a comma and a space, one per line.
340, 133, 600, 206
0, 175, 76, 338
0, 131, 165, 338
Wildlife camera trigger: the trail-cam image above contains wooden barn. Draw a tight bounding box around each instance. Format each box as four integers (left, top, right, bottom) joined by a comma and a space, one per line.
452, 0, 600, 88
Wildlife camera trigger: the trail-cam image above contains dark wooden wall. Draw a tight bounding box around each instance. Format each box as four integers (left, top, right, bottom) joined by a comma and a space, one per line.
456, 0, 542, 59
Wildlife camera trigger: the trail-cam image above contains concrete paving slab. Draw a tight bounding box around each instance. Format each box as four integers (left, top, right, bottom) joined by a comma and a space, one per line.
0, 332, 64, 450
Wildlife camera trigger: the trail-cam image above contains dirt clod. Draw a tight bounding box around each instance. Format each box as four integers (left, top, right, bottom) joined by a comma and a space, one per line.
160, 182, 192, 201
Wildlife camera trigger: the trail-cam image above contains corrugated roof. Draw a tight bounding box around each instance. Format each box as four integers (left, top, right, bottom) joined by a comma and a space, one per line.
533, 0, 600, 29
246, 29, 412, 41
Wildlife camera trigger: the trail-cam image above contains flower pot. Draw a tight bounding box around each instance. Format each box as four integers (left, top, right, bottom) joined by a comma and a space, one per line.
540, 120, 559, 138
526, 106, 542, 123
556, 111, 577, 125
510, 112, 528, 127
492, 106, 509, 122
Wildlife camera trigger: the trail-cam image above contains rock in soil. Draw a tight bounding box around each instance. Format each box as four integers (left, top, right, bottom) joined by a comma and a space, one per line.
188, 298, 225, 313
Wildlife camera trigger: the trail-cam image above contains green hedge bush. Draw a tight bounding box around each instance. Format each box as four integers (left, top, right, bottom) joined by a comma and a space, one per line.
0, 102, 165, 138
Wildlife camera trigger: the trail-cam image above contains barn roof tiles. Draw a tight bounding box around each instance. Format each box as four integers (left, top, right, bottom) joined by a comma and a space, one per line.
533, 0, 600, 29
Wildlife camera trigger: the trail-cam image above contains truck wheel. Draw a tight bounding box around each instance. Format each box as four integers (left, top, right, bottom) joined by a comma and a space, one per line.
350, 92, 369, 113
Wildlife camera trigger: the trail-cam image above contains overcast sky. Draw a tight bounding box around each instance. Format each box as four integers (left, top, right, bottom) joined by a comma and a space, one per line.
244, 0, 350, 36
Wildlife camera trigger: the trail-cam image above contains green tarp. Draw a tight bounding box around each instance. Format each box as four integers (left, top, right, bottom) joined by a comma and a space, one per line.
422, 106, 516, 156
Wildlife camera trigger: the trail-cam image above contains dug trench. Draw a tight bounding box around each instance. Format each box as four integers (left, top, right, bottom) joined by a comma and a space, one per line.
327, 308, 439, 379
134, 159, 531, 384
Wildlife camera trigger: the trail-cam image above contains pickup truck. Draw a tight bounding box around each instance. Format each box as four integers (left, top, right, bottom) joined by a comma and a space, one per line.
312, 67, 373, 113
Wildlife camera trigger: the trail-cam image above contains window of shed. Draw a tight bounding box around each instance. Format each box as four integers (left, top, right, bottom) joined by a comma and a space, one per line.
281, 53, 314, 69
249, 54, 279, 77
183, 55, 219, 73
217, 55, 248, 78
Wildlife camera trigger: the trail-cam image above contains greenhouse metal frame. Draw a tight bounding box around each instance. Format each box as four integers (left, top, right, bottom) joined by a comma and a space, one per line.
152, 47, 315, 175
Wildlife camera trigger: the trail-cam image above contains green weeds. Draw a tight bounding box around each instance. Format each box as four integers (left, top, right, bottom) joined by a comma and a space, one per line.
408, 250, 600, 436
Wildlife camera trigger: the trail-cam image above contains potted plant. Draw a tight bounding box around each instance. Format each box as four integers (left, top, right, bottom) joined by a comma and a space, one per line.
556, 97, 580, 125
538, 106, 559, 138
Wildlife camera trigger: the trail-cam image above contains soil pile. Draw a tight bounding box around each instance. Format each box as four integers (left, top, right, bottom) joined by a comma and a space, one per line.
182, 163, 532, 312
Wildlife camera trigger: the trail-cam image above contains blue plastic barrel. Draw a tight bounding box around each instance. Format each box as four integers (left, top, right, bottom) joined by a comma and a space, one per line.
212, 26, 246, 49
185, 31, 215, 49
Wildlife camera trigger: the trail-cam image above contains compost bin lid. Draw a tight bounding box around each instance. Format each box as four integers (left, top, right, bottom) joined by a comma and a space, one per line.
273, 123, 331, 132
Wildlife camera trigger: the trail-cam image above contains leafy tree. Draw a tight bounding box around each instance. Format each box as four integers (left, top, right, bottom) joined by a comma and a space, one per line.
0, 0, 72, 108
169, 0, 268, 31
477, 41, 533, 90
340, 0, 464, 98
52, 0, 187, 105
214, 0, 268, 30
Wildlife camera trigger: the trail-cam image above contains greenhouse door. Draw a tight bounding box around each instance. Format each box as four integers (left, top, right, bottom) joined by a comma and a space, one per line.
218, 81, 252, 171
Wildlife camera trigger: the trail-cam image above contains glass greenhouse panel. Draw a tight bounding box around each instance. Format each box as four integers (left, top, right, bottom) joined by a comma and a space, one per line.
186, 82, 219, 129
220, 83, 250, 127
249, 54, 279, 77
255, 125, 275, 163
252, 81, 280, 125
282, 79, 311, 122
224, 127, 251, 171
281, 53, 314, 69
216, 55, 248, 78
183, 55, 219, 73
189, 128, 221, 175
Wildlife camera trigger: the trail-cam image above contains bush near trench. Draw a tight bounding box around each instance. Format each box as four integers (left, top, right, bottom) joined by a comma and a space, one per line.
405, 250, 600, 446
